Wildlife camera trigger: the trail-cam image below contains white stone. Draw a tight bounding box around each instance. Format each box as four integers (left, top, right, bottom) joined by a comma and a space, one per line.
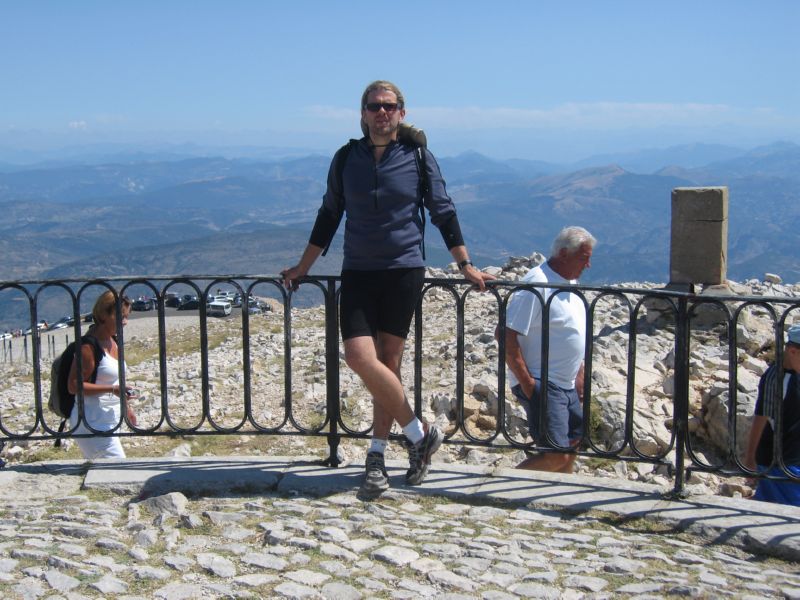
372, 545, 419, 566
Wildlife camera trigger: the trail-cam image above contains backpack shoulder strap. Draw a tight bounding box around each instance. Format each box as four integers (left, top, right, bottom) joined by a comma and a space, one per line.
412, 146, 432, 260
80, 334, 105, 383
322, 138, 359, 257
333, 138, 359, 194
415, 145, 431, 201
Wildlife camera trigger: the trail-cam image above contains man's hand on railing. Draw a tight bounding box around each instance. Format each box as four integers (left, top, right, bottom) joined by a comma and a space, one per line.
282, 244, 323, 292
280, 265, 308, 292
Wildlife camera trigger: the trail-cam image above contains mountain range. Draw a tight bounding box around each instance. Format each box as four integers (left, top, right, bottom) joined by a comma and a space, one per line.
0, 140, 798, 330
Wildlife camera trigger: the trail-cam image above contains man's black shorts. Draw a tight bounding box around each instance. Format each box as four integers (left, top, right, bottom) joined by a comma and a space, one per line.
340, 268, 425, 340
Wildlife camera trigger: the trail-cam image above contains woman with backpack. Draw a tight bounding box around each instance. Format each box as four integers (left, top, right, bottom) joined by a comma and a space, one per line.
67, 290, 137, 459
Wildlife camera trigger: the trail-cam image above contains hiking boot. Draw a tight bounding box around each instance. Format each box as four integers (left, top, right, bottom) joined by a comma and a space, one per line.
404, 422, 443, 485
359, 452, 389, 497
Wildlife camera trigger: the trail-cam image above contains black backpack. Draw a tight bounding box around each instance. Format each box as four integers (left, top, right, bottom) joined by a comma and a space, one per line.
323, 123, 432, 258
48, 335, 104, 442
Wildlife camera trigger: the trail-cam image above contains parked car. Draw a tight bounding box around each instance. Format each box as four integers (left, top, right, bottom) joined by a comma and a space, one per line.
246, 298, 271, 312
132, 297, 155, 311
177, 299, 200, 311
247, 300, 271, 315
25, 321, 49, 334
165, 293, 181, 308
0, 332, 11, 342
47, 316, 74, 331
208, 300, 232, 317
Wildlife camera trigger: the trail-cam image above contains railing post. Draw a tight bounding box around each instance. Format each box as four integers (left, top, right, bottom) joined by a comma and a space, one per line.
672, 296, 690, 496
325, 278, 341, 467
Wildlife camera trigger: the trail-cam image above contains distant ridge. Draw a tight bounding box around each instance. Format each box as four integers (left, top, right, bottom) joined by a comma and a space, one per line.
0, 139, 797, 329
572, 142, 746, 173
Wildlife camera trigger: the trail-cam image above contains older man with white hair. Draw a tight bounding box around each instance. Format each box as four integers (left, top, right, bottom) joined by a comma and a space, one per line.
497, 226, 596, 473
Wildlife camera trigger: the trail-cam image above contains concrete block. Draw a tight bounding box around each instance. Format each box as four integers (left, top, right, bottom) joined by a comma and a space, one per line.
670, 187, 728, 285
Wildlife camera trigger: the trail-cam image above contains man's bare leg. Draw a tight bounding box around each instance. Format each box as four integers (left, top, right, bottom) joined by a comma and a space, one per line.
356, 332, 416, 495
345, 335, 414, 427
347, 332, 441, 486
371, 331, 407, 441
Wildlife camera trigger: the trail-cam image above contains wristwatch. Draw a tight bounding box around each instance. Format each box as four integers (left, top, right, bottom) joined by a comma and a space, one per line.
457, 259, 473, 270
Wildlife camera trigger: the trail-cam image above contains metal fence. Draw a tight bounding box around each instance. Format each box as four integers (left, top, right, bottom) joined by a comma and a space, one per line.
1, 275, 799, 496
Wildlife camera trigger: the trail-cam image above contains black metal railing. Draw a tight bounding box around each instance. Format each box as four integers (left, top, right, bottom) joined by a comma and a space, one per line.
1, 275, 799, 496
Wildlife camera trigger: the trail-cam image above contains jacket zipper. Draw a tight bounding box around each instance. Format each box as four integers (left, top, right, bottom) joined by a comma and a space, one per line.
372, 143, 392, 209
373, 159, 379, 209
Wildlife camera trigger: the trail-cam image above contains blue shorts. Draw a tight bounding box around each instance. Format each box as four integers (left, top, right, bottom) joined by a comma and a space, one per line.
512, 380, 583, 448
754, 465, 800, 506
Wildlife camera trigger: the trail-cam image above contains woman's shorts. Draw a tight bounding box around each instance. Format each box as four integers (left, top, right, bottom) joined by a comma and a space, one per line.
512, 379, 583, 448
340, 268, 425, 340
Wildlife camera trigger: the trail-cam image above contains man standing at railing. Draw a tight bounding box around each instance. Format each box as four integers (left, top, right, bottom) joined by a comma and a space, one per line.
744, 324, 800, 505
282, 80, 494, 497
497, 226, 596, 473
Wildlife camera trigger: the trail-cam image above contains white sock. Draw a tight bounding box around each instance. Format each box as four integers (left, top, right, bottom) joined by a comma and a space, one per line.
368, 438, 388, 455
402, 418, 425, 445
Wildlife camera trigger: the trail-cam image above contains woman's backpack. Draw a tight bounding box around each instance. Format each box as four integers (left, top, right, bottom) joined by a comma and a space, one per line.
48, 335, 104, 442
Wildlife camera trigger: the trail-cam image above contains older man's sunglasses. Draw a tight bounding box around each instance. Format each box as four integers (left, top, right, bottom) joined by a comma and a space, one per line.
365, 102, 399, 113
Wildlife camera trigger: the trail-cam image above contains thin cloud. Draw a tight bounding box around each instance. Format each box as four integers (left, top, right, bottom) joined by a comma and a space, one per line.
68, 120, 88, 130
95, 113, 130, 126
414, 102, 737, 130
305, 105, 359, 120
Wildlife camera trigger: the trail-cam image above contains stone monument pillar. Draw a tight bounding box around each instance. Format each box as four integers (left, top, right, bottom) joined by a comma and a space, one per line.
670, 187, 728, 289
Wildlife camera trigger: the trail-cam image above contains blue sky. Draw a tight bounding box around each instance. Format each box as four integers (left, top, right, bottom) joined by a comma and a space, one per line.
1, 0, 798, 161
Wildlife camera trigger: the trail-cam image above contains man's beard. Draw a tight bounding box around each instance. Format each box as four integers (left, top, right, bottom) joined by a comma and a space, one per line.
371, 120, 399, 137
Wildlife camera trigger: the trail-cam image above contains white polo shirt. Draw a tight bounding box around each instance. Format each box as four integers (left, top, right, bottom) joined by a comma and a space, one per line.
504, 262, 586, 390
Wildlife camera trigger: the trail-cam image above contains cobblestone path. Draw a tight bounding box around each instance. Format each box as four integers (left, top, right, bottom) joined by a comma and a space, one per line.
1, 477, 800, 599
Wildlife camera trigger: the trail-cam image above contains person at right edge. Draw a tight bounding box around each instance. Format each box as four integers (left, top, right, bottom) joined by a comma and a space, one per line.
281, 80, 494, 497
497, 226, 596, 473
744, 324, 800, 505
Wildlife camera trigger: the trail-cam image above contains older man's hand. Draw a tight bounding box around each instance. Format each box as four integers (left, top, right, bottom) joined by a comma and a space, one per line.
462, 264, 496, 292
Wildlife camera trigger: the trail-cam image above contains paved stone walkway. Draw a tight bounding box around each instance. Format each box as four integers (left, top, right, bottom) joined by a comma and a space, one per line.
1, 457, 800, 599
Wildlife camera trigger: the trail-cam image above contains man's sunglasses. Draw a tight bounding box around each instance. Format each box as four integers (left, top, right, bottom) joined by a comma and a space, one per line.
364, 102, 400, 113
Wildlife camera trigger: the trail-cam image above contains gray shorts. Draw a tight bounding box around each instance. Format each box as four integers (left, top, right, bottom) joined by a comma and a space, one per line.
512, 380, 583, 448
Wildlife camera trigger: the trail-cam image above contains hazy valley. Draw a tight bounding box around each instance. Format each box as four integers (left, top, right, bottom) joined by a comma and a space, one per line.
0, 140, 798, 329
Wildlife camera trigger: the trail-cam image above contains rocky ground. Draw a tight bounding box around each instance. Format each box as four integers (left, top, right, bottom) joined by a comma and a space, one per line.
1, 258, 800, 501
